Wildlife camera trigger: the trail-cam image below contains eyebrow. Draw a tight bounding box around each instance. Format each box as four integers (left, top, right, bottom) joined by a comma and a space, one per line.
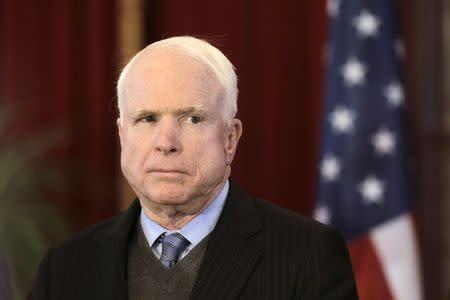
175, 104, 208, 116
133, 104, 209, 119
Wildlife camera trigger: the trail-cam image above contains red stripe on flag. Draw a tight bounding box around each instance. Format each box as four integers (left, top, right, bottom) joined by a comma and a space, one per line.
347, 235, 393, 300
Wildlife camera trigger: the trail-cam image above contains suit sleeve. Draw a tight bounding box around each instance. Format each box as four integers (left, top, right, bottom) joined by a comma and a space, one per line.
29, 248, 52, 300
314, 226, 358, 299
294, 225, 359, 299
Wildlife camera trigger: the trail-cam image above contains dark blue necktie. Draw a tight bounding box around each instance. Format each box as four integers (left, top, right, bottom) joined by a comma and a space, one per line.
159, 233, 190, 268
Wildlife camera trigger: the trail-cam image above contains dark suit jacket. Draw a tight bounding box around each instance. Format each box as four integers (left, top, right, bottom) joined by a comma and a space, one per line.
30, 181, 358, 299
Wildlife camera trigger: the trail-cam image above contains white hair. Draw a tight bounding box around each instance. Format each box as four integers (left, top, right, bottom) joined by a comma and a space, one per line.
117, 36, 238, 121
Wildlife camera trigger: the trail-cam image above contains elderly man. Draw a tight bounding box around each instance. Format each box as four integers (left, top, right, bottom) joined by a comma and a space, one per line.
31, 36, 358, 299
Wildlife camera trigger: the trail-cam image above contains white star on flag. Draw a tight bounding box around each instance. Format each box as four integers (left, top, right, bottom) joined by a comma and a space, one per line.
371, 128, 396, 155
359, 175, 385, 204
384, 81, 404, 107
353, 9, 381, 38
329, 106, 356, 133
341, 57, 367, 86
314, 205, 331, 224
321, 155, 342, 181
327, 0, 340, 18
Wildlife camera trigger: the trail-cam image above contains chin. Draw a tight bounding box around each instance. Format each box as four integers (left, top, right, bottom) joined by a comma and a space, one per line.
146, 184, 190, 205
154, 198, 189, 206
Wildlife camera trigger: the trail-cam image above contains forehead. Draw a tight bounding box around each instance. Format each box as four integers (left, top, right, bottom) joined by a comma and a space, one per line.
122, 48, 222, 112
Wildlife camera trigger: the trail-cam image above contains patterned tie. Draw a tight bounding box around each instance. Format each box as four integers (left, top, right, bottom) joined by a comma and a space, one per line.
159, 233, 190, 268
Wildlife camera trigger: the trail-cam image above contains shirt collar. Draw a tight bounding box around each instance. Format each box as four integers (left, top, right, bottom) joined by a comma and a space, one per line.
140, 180, 229, 248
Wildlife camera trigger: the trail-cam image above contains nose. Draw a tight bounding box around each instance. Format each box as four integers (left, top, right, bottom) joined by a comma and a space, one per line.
153, 119, 182, 155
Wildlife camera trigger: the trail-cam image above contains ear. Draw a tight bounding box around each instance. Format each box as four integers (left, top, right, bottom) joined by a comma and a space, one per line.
224, 119, 243, 165
117, 118, 123, 146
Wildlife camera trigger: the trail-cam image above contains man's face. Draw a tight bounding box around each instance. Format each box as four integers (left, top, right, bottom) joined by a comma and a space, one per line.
118, 48, 241, 212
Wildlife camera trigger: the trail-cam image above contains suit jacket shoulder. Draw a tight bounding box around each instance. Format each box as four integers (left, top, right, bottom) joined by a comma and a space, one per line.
30, 201, 140, 300
250, 197, 358, 299
190, 181, 358, 299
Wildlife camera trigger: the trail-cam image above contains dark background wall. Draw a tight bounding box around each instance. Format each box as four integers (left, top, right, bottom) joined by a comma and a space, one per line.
0, 0, 119, 227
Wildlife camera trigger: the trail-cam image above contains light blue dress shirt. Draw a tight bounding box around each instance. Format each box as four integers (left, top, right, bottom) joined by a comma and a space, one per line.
140, 180, 229, 260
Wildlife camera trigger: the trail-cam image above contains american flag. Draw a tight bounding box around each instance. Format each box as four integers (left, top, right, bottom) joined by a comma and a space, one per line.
315, 0, 423, 299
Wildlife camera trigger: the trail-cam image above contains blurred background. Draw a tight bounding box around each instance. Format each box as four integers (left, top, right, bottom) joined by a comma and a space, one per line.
0, 0, 447, 299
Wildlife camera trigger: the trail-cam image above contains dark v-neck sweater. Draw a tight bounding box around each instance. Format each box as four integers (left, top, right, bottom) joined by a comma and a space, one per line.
127, 222, 209, 300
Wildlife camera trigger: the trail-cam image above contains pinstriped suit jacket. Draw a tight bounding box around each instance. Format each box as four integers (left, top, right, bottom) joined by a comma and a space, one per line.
31, 180, 358, 299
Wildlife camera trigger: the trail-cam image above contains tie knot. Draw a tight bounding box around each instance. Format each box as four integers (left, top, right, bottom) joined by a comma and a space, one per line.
159, 233, 190, 268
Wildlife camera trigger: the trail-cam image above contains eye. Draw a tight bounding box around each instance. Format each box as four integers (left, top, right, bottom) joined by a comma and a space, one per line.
142, 115, 157, 123
186, 115, 202, 124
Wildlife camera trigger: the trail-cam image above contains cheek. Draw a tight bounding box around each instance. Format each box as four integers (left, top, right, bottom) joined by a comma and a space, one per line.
121, 136, 135, 162
121, 132, 151, 167
191, 135, 227, 172
120, 142, 135, 177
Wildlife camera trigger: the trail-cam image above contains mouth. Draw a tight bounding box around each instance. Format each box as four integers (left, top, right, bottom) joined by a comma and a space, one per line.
148, 169, 188, 176
150, 168, 185, 172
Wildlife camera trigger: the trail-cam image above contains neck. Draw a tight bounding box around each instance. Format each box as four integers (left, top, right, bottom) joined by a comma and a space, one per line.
142, 203, 208, 230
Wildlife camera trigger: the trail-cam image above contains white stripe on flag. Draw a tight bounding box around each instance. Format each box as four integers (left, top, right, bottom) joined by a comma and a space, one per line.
369, 213, 423, 300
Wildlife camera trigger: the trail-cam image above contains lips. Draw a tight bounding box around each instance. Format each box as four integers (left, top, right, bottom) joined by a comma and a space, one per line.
148, 168, 187, 174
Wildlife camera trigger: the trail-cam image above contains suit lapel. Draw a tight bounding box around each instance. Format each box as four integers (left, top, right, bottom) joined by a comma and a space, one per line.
90, 200, 141, 300
190, 181, 264, 299
83, 181, 262, 299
